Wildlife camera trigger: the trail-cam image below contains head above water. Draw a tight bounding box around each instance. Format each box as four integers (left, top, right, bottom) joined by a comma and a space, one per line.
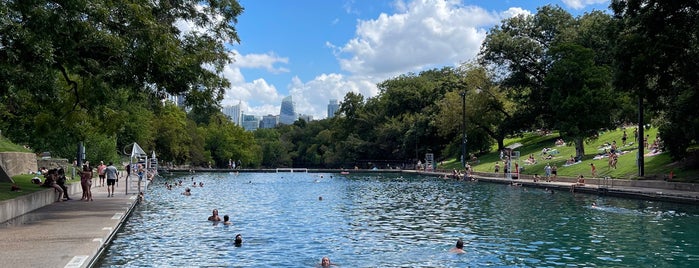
456, 238, 464, 249
234, 234, 242, 246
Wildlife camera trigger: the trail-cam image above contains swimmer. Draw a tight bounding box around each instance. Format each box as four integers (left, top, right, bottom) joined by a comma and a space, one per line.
319, 196, 323, 201
319, 256, 333, 267
208, 209, 222, 221
449, 238, 466, 254
223, 215, 232, 225
199, 182, 204, 187
234, 234, 242, 247
182, 188, 191, 196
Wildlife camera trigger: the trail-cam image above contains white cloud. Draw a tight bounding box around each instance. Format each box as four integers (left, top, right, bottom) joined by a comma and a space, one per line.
232, 50, 290, 74
500, 7, 531, 19
223, 0, 533, 120
334, 0, 500, 76
289, 74, 380, 119
561, 0, 609, 10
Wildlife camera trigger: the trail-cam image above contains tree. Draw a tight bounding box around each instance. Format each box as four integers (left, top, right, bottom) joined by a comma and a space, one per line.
436, 63, 516, 153
612, 0, 699, 161
480, 5, 576, 130
546, 43, 616, 158
254, 128, 292, 168
0, 0, 243, 160
153, 103, 192, 164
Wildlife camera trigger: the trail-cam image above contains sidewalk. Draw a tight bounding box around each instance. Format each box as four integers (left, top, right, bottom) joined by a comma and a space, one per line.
406, 170, 699, 205
0, 176, 144, 268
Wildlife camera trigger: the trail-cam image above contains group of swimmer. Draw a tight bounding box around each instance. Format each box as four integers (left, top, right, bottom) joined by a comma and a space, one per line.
207, 209, 242, 246
161, 177, 206, 195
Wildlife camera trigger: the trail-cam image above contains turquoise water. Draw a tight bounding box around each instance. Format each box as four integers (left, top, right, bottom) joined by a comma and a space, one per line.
98, 172, 699, 267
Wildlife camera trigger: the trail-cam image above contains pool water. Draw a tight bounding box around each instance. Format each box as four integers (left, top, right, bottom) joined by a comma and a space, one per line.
97, 172, 699, 267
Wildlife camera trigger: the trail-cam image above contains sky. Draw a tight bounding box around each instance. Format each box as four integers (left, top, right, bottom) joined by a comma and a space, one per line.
216, 0, 611, 119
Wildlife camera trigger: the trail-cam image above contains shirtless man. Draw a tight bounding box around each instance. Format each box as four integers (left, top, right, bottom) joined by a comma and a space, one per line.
208, 209, 222, 221
449, 238, 466, 254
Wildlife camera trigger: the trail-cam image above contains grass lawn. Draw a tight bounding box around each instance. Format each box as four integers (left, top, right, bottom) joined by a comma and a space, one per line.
443, 127, 699, 182
0, 135, 31, 152
0, 174, 49, 200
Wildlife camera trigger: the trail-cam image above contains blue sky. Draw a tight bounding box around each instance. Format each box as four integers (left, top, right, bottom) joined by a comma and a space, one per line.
211, 0, 610, 119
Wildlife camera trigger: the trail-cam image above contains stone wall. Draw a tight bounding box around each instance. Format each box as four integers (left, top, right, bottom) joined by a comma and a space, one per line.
0, 152, 37, 180
0, 182, 82, 223
36, 158, 71, 171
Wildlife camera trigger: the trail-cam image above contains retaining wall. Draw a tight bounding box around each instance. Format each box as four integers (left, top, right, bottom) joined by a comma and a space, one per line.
0, 182, 82, 224
0, 152, 37, 178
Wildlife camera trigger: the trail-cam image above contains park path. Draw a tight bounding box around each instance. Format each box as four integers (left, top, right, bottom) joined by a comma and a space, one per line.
0, 175, 144, 268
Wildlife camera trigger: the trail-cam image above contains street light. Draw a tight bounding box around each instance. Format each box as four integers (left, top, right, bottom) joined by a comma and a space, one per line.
460, 91, 467, 168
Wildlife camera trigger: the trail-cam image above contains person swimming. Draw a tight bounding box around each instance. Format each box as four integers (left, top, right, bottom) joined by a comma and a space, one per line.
182, 188, 191, 196
234, 234, 243, 247
223, 215, 232, 225
208, 209, 222, 221
319, 256, 332, 267
449, 238, 466, 254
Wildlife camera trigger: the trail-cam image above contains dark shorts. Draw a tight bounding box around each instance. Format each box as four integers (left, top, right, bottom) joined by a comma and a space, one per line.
107, 179, 116, 186
552, 171, 557, 175
99, 174, 105, 179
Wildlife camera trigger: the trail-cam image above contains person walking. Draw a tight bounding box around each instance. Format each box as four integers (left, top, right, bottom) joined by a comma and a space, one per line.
590, 163, 597, 178
97, 161, 107, 187
104, 162, 119, 197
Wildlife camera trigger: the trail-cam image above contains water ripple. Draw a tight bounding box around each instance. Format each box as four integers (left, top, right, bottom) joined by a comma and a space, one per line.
98, 173, 699, 267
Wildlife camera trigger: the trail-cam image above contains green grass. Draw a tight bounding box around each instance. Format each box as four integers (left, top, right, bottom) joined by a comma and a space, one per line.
0, 135, 31, 152
0, 174, 80, 201
0, 174, 48, 200
444, 127, 699, 182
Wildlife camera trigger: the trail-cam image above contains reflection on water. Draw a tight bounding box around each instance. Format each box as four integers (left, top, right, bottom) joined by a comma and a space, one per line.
98, 173, 699, 267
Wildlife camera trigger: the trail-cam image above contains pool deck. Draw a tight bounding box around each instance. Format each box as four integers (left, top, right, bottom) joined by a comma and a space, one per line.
1, 171, 698, 268
0, 178, 144, 268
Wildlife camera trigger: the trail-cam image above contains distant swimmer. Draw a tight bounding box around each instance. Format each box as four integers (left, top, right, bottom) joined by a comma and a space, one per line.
223, 215, 232, 225
208, 209, 222, 222
182, 188, 191, 196
234, 234, 243, 247
318, 256, 335, 267
449, 238, 466, 254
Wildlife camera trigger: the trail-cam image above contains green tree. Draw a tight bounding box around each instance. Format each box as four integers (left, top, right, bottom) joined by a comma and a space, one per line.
254, 128, 292, 168
546, 43, 616, 158
153, 103, 192, 164
0, 0, 243, 160
479, 5, 576, 130
612, 0, 699, 160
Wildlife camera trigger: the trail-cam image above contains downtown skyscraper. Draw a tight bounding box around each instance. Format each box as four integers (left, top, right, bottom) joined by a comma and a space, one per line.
279, 95, 297, 125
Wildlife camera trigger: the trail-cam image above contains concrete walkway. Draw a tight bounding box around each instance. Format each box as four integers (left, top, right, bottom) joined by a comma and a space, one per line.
407, 170, 699, 204
0, 176, 144, 268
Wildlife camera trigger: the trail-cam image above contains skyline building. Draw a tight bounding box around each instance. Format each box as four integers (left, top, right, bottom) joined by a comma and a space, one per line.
222, 101, 243, 126
327, 99, 339, 118
279, 95, 297, 125
241, 114, 260, 131
261, 114, 279, 129
298, 114, 313, 122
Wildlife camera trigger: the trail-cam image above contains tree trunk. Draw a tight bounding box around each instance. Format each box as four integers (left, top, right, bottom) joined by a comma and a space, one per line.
575, 137, 585, 161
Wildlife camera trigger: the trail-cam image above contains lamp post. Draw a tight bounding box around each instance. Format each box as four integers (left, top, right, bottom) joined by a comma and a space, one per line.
460, 91, 467, 168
